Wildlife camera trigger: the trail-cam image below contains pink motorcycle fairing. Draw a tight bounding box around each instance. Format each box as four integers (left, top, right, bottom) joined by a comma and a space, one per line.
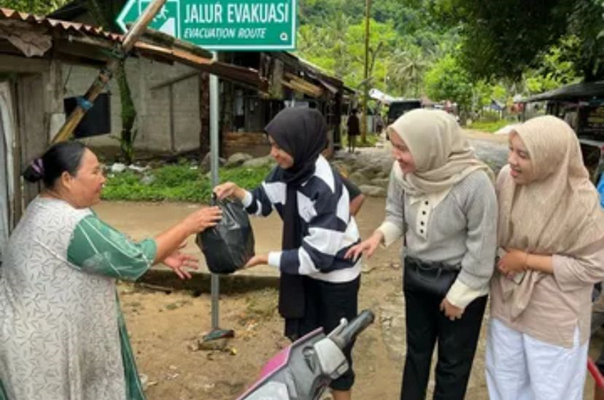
236, 327, 324, 399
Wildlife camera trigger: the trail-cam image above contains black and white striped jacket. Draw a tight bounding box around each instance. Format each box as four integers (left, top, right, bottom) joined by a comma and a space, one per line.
243, 155, 361, 283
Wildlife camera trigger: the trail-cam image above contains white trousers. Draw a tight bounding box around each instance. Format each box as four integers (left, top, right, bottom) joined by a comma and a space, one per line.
486, 318, 588, 400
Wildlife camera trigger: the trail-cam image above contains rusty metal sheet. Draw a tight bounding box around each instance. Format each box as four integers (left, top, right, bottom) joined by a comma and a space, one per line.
0, 8, 122, 41
0, 7, 267, 91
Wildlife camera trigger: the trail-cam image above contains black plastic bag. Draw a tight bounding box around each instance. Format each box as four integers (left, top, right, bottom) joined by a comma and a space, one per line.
197, 196, 255, 274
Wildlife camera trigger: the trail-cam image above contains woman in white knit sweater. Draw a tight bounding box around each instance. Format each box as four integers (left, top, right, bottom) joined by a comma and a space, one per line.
347, 109, 497, 400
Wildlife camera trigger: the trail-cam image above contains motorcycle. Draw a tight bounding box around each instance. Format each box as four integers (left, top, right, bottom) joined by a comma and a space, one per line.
237, 309, 375, 400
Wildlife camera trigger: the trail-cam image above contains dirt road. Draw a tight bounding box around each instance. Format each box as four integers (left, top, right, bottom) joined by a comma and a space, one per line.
99, 198, 403, 399
98, 194, 603, 400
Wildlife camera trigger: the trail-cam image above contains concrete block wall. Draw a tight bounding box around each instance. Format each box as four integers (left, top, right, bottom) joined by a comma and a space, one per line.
64, 58, 202, 155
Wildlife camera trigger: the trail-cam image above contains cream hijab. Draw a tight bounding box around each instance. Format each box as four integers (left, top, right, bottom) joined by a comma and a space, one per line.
388, 109, 491, 197
498, 116, 604, 317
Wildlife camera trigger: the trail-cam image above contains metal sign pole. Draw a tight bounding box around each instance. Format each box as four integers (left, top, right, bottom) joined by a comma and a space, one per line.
209, 51, 221, 331
205, 52, 233, 342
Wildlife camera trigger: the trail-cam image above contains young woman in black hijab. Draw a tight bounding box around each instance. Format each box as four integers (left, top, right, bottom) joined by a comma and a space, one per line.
215, 107, 362, 400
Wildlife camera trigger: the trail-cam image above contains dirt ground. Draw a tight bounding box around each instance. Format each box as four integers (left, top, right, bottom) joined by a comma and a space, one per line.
98, 196, 604, 400
101, 198, 403, 399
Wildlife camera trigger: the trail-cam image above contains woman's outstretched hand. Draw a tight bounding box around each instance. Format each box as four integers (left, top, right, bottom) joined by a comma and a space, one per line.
183, 206, 222, 235
163, 251, 199, 279
214, 182, 246, 201
243, 254, 269, 269
345, 231, 383, 261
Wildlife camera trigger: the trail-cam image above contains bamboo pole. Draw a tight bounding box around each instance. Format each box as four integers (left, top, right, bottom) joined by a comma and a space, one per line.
50, 0, 168, 144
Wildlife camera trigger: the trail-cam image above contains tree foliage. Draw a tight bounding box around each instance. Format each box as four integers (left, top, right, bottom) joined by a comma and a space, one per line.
431, 0, 604, 81
298, 0, 456, 97
7, 0, 599, 121
423, 54, 474, 115
299, 17, 400, 91
2, 0, 69, 14
522, 36, 581, 94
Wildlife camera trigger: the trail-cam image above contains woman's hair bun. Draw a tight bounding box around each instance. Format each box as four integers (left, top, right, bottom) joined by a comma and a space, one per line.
23, 158, 45, 183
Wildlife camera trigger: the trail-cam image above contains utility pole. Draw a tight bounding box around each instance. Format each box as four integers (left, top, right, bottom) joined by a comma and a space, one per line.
361, 0, 371, 144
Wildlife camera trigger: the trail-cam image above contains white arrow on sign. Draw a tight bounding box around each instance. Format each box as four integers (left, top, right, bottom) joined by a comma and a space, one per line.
117, 0, 178, 37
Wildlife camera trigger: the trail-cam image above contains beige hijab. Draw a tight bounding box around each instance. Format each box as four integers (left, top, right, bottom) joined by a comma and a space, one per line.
498, 115, 604, 317
388, 109, 491, 196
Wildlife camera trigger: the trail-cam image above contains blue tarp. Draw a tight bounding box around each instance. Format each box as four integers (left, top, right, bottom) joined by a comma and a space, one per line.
598, 174, 604, 208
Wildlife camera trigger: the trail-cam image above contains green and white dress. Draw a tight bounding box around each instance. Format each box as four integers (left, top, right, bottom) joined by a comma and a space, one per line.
0, 197, 156, 400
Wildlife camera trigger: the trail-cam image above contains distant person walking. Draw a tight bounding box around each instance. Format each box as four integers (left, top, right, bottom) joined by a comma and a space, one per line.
347, 109, 360, 153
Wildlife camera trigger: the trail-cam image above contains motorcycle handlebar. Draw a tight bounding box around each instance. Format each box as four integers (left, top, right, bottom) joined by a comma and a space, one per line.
331, 309, 375, 350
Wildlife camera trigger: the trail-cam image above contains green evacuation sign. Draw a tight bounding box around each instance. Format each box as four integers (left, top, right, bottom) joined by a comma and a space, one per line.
117, 0, 297, 50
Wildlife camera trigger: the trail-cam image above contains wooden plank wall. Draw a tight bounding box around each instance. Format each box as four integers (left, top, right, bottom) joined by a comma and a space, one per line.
5, 57, 64, 209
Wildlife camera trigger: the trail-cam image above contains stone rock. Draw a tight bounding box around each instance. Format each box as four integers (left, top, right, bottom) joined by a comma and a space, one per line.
359, 185, 387, 197
333, 151, 355, 163
242, 155, 275, 168
201, 153, 226, 172
110, 163, 127, 173
376, 170, 390, 179
197, 338, 229, 352
141, 174, 155, 186
358, 166, 380, 180
226, 152, 254, 168
371, 177, 390, 187
348, 171, 372, 186
366, 159, 390, 175
128, 164, 149, 173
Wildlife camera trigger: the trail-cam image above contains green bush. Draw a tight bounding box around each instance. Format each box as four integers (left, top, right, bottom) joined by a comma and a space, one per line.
479, 110, 503, 123
102, 164, 272, 203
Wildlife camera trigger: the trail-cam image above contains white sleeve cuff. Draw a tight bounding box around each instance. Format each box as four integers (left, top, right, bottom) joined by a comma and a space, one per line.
242, 191, 253, 208
376, 221, 403, 247
268, 251, 282, 269
446, 279, 488, 309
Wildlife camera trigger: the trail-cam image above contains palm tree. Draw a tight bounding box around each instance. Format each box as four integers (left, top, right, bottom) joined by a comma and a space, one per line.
324, 11, 351, 79
388, 45, 430, 97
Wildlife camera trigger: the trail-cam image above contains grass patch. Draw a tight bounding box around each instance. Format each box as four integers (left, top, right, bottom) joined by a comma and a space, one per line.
102, 163, 272, 203
467, 120, 512, 133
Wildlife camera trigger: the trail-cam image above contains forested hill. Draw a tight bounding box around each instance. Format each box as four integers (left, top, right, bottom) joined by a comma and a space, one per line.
295, 0, 454, 97
3, 0, 601, 110
294, 0, 601, 112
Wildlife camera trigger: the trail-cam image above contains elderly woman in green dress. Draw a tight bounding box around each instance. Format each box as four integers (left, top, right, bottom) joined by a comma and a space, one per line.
0, 142, 221, 400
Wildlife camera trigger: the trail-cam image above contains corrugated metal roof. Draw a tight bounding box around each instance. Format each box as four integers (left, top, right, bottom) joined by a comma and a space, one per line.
0, 7, 122, 41
0, 7, 267, 91
523, 81, 604, 103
